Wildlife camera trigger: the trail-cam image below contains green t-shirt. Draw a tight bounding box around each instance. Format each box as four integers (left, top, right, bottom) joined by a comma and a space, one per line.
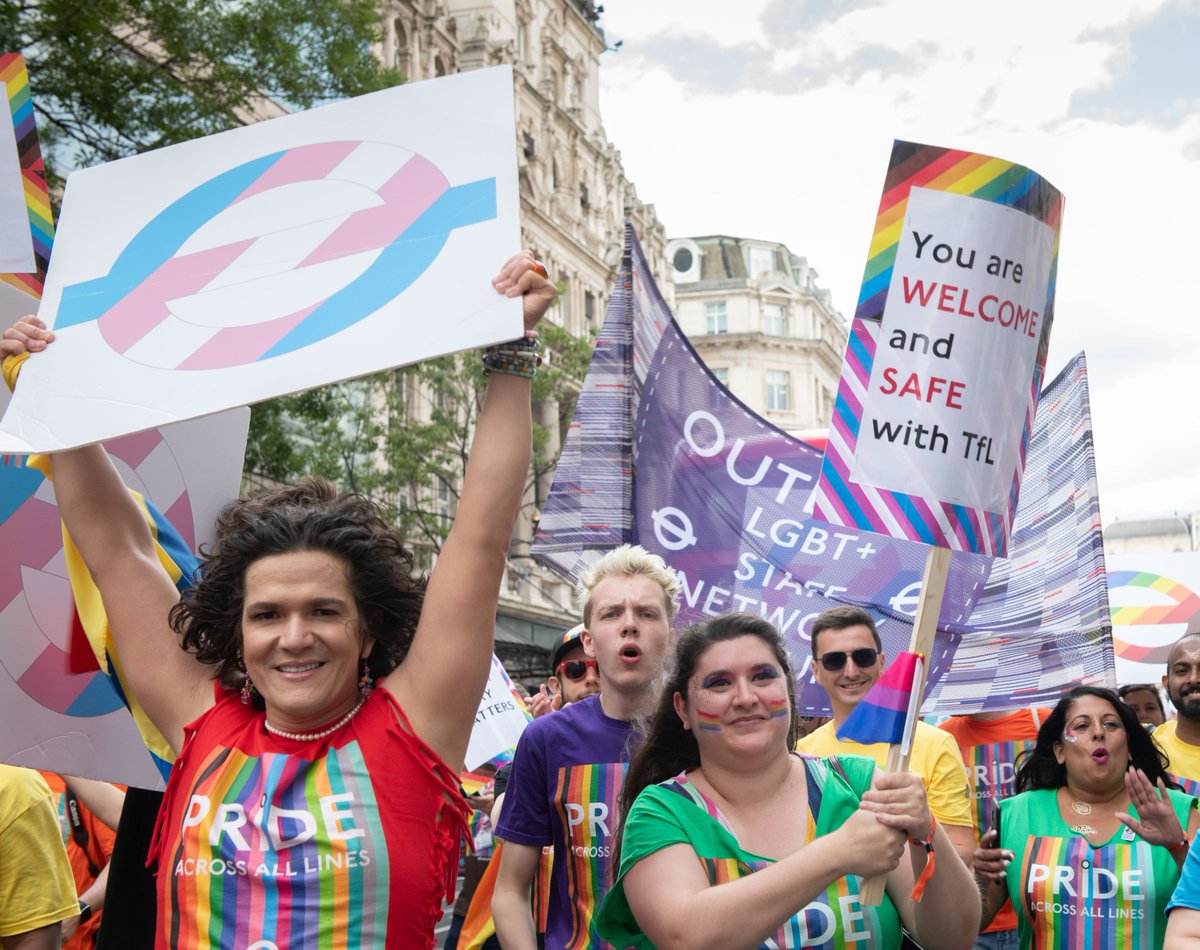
595, 754, 904, 949
998, 787, 1195, 950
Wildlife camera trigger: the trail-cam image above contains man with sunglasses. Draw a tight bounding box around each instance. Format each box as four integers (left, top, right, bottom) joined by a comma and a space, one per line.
529, 624, 603, 717
493, 545, 680, 950
797, 606, 976, 869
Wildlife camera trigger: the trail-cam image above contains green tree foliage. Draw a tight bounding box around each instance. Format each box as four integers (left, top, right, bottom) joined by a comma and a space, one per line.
246, 323, 596, 557
0, 0, 400, 184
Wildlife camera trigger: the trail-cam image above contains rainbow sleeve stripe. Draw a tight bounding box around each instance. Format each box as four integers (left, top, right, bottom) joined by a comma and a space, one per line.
813, 140, 1064, 557
0, 54, 52, 300
28, 454, 196, 778
836, 650, 921, 745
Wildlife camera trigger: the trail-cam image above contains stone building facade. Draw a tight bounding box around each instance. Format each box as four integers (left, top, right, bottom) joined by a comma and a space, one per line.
376, 0, 669, 675
666, 234, 848, 435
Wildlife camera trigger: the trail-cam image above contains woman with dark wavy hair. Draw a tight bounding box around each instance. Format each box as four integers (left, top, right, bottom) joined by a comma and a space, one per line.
975, 685, 1199, 949
0, 253, 555, 950
594, 612, 978, 950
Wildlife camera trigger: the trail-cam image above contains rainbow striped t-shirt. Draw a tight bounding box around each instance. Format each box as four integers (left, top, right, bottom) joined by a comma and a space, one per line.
149, 686, 469, 949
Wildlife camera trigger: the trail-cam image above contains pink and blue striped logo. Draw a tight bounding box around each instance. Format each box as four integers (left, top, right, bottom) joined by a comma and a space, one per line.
56, 141, 496, 370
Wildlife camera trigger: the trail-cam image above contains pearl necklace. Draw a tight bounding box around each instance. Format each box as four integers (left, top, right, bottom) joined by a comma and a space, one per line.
265, 698, 365, 742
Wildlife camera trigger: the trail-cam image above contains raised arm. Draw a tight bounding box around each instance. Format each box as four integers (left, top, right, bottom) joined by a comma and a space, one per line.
2, 318, 212, 753
386, 253, 555, 769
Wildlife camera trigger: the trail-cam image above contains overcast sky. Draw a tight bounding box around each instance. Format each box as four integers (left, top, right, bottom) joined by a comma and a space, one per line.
596, 0, 1200, 525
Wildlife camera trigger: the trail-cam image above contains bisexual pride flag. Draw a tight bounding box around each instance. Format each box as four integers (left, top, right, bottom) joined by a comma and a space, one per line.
837, 651, 924, 751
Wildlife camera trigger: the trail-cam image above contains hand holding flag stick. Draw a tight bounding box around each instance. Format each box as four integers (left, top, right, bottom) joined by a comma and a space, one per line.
838, 545, 951, 906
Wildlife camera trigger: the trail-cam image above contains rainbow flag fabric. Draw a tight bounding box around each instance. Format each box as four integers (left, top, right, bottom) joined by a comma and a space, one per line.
836, 650, 922, 746
0, 54, 52, 304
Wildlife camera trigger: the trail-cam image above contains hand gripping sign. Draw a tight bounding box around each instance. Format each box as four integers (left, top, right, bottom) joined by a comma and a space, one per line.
813, 141, 1064, 558
0, 66, 521, 452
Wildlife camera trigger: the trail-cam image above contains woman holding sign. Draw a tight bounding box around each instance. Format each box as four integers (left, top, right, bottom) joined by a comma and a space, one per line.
975, 686, 1198, 950
594, 612, 977, 950
0, 252, 554, 950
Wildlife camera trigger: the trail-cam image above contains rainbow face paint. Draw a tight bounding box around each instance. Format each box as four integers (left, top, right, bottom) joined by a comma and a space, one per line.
766, 697, 791, 720
696, 710, 723, 731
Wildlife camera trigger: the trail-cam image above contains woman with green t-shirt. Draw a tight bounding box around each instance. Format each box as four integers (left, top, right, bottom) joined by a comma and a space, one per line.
975, 685, 1200, 949
594, 613, 978, 950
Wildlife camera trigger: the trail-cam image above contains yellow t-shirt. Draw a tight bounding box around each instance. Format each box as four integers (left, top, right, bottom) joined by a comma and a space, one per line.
1154, 719, 1200, 795
0, 765, 78, 938
797, 720, 974, 828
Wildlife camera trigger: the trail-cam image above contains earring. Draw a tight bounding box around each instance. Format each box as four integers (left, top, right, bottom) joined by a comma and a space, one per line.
241, 672, 255, 705
359, 659, 374, 699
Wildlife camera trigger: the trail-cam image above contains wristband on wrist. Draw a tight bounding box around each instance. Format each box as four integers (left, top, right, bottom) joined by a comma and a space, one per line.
2, 352, 28, 392
1168, 836, 1190, 855
908, 814, 937, 902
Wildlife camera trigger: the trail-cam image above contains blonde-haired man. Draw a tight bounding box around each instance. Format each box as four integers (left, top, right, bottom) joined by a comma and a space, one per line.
494, 545, 678, 950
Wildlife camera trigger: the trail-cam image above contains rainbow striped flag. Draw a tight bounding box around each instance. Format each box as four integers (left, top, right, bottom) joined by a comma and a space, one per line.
836, 650, 923, 748
0, 53, 52, 305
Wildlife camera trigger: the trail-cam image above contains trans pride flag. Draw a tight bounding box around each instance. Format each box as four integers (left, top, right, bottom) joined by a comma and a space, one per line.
837, 651, 924, 750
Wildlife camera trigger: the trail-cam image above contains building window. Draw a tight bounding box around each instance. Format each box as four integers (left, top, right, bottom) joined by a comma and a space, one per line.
763, 303, 786, 336
584, 291, 596, 324
705, 301, 727, 335
393, 19, 409, 73
713, 367, 729, 385
767, 370, 790, 411
749, 246, 776, 278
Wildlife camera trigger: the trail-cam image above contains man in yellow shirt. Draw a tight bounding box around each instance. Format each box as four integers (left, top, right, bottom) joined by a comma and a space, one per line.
1155, 633, 1200, 794
0, 764, 78, 948
797, 606, 975, 869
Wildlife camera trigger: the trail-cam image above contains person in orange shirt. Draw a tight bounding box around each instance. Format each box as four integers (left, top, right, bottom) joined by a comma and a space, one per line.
940, 708, 1049, 950
39, 774, 125, 949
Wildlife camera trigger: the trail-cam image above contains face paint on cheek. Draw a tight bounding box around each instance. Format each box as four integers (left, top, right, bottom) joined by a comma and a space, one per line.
766, 697, 790, 720
1062, 733, 1078, 743
696, 710, 723, 731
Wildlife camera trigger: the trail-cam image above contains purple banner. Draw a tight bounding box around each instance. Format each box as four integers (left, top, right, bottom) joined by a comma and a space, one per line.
533, 225, 1111, 713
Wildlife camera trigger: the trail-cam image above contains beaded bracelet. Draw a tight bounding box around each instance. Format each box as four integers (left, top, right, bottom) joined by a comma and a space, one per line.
482, 333, 542, 379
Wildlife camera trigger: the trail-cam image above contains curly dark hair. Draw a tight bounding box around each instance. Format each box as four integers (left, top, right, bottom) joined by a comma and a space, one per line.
613, 612, 799, 870
169, 476, 425, 706
1013, 685, 1175, 793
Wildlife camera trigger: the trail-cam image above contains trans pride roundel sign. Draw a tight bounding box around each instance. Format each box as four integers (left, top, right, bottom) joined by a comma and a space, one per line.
0, 428, 195, 717
53, 140, 497, 370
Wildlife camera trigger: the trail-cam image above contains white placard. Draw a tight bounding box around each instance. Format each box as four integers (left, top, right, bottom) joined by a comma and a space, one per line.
851, 186, 1055, 513
0, 66, 521, 452
1108, 553, 1200, 686
464, 655, 531, 772
0, 101, 34, 274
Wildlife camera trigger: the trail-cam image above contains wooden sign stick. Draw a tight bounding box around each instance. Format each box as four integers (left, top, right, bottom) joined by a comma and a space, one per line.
860, 544, 951, 906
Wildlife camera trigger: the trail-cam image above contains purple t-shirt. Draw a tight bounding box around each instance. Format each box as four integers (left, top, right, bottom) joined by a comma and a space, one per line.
495, 694, 634, 950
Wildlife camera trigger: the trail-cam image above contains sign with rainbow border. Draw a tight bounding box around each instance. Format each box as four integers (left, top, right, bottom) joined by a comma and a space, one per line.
1107, 553, 1200, 686
0, 53, 52, 325
813, 141, 1064, 557
0, 65, 520, 453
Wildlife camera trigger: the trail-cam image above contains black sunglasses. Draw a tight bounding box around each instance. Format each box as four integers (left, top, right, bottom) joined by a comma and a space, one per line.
815, 648, 879, 672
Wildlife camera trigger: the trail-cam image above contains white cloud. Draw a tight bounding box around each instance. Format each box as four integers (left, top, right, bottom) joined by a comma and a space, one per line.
598, 0, 1200, 522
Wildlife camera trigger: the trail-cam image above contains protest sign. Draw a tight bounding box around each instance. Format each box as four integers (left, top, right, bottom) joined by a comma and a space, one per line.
813, 142, 1064, 557
1106, 553, 1200, 685
0, 53, 52, 325
533, 225, 1112, 714
0, 408, 249, 787
465, 655, 532, 772
0, 65, 521, 453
